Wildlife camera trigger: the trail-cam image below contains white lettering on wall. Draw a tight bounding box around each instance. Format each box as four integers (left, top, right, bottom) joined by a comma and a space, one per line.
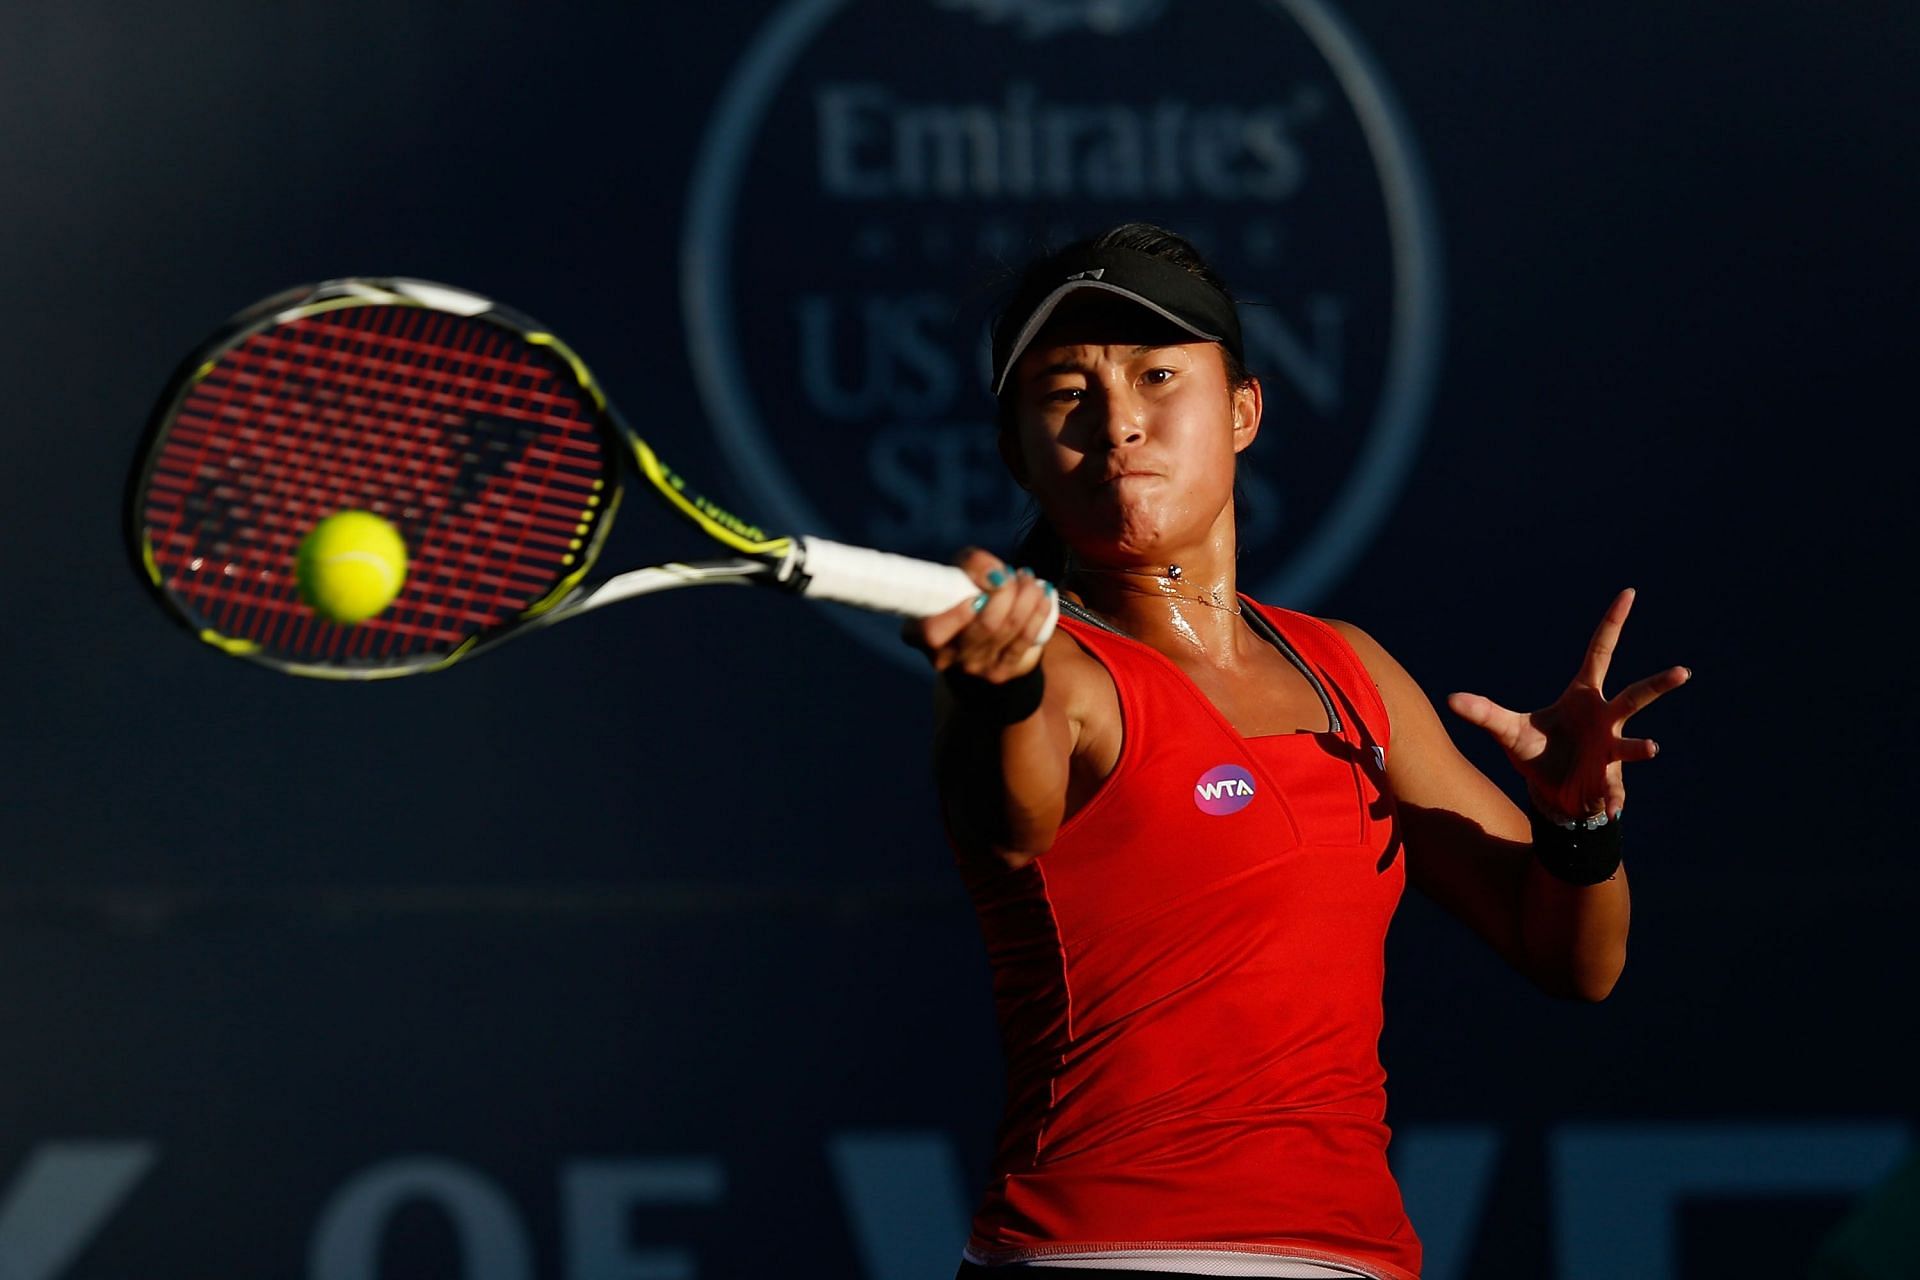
816, 83, 1313, 202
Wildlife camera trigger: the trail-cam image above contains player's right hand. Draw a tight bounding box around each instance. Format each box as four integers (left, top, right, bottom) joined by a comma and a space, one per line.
903, 548, 1056, 682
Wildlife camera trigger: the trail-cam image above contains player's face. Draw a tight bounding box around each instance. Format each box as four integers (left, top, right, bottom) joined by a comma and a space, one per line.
1002, 300, 1260, 565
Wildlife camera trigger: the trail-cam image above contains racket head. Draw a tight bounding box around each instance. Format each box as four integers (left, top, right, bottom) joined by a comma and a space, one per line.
127, 279, 627, 678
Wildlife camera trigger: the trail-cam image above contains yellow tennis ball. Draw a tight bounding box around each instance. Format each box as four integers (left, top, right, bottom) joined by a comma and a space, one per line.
295, 510, 408, 624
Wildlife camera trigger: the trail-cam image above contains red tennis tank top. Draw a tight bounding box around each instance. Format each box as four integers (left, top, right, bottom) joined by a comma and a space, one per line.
956, 600, 1420, 1280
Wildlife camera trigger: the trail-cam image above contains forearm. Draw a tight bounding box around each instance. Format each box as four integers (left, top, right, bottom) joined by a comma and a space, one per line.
1402, 801, 1632, 1000
1519, 859, 1630, 1000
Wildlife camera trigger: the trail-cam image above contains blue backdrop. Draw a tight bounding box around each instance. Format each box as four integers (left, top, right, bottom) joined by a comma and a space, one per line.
1, 3, 1913, 1277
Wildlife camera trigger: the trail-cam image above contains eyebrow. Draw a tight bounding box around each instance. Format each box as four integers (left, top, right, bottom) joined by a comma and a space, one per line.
1030, 344, 1167, 378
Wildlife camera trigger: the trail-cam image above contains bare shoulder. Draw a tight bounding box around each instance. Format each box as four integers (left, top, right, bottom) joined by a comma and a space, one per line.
1321, 616, 1387, 669
1320, 617, 1417, 716
1317, 618, 1464, 776
1319, 616, 1523, 833
1044, 622, 1120, 737
1045, 619, 1110, 683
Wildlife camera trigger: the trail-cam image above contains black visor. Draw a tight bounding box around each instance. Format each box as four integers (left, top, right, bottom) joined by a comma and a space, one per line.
990, 245, 1244, 396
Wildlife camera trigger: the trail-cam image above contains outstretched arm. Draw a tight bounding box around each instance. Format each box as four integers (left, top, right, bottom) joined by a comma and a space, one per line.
1330, 590, 1689, 1000
908, 549, 1075, 869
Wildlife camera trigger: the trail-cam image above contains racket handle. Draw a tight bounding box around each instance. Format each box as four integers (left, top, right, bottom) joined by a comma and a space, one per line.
793, 537, 1060, 644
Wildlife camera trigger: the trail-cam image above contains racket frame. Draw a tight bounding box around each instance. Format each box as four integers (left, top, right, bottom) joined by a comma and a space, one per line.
127, 278, 795, 679
129, 278, 1020, 680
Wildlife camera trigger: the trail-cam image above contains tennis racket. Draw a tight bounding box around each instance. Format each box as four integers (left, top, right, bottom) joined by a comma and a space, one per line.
127, 277, 1056, 679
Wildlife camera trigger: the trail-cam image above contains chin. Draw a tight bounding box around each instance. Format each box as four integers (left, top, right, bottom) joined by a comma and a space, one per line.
1066, 520, 1167, 564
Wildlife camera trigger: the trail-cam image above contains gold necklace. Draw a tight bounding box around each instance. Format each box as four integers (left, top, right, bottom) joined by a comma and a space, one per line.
1069, 563, 1244, 616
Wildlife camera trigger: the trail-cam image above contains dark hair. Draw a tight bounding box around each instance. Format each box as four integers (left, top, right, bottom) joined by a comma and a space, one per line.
997, 223, 1254, 579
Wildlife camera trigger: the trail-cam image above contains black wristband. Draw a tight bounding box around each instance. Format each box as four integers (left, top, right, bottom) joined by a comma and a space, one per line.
942, 664, 1045, 726
1528, 805, 1624, 886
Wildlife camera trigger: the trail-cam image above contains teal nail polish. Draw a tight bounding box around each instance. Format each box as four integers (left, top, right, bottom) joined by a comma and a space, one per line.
1044, 582, 1056, 597
987, 568, 1011, 588
972, 594, 988, 611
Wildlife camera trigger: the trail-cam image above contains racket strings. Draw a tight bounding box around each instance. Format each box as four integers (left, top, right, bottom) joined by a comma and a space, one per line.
141, 303, 615, 667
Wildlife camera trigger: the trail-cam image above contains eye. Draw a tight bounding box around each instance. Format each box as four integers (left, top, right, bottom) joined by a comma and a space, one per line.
1142, 367, 1176, 385
1043, 386, 1085, 404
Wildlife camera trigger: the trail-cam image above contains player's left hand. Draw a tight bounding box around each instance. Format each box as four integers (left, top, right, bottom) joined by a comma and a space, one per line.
1445, 588, 1690, 823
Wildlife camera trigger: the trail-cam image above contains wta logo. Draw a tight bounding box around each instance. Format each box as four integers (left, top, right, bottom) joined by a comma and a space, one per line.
1194, 764, 1258, 816
683, 0, 1443, 669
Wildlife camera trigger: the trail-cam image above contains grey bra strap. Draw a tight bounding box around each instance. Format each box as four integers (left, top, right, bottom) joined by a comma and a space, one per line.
1239, 605, 1342, 735
1059, 597, 1124, 635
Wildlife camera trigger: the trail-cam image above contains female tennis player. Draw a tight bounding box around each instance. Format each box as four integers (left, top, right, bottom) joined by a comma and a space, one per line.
909, 224, 1689, 1280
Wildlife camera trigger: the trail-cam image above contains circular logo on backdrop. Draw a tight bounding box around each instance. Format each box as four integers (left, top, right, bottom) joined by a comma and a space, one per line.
1194, 764, 1258, 816
683, 0, 1443, 669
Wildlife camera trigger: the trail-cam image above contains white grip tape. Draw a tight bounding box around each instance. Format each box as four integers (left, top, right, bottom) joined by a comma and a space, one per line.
795, 537, 1060, 646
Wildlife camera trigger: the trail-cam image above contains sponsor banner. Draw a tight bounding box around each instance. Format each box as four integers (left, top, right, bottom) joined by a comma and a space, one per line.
684, 0, 1443, 665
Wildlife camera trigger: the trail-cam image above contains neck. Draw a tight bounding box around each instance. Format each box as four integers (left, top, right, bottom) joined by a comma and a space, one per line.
1065, 553, 1247, 658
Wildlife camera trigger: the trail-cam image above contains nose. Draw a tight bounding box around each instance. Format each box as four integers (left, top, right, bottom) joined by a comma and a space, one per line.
1098, 381, 1146, 448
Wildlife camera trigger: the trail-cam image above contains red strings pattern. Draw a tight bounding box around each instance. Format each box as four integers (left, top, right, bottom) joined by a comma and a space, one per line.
140, 306, 613, 666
